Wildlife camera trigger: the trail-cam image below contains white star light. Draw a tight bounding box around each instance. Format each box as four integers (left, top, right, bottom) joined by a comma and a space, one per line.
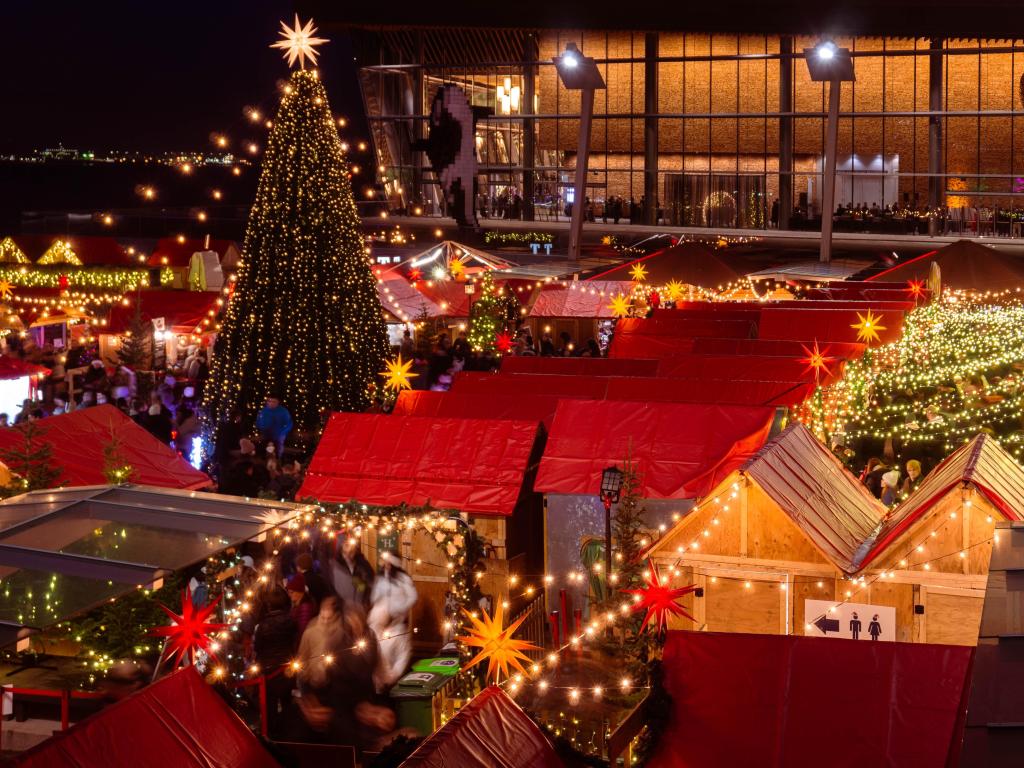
271, 14, 328, 70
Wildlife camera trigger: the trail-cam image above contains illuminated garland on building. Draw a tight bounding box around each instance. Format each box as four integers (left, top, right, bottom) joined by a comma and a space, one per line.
204, 68, 389, 429
0, 267, 150, 291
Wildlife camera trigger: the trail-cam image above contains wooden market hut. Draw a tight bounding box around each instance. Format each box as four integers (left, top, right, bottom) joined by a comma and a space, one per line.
298, 412, 547, 641
646, 424, 1024, 645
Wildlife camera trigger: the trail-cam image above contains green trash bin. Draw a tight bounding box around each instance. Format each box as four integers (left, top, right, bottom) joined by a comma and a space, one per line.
389, 671, 452, 735
411, 657, 460, 677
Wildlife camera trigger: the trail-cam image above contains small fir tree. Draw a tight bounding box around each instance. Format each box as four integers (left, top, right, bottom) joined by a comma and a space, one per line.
102, 431, 138, 485
467, 272, 519, 354
0, 421, 62, 493
117, 300, 151, 370
204, 68, 388, 435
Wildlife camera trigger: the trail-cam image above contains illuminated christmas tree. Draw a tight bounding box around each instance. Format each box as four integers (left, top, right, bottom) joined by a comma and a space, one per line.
205, 21, 388, 433
467, 271, 519, 354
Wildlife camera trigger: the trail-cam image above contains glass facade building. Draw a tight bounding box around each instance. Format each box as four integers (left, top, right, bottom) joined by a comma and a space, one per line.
350, 26, 1024, 232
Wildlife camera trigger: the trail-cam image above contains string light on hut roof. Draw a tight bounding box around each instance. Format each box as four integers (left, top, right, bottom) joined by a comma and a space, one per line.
270, 14, 328, 70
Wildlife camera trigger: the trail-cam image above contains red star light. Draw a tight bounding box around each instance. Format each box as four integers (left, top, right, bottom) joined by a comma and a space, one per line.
408, 267, 422, 282
622, 560, 698, 634
495, 331, 514, 354
906, 279, 925, 300
149, 588, 228, 669
800, 340, 835, 383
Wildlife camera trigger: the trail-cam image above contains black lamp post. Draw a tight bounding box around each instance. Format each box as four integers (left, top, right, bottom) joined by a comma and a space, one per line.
600, 465, 624, 587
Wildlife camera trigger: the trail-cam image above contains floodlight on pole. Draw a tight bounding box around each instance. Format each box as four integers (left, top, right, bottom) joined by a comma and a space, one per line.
804, 40, 855, 264
554, 43, 606, 263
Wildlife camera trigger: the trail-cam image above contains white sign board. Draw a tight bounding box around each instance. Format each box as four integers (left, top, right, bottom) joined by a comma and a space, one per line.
804, 599, 896, 642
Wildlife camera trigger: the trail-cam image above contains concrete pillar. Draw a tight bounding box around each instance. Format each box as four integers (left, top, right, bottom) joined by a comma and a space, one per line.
522, 34, 538, 221
644, 33, 659, 226
412, 31, 424, 209
778, 36, 794, 230
928, 37, 944, 235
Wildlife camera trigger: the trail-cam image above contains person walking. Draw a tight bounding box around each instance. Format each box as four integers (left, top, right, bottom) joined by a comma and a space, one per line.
330, 538, 375, 613
368, 552, 418, 691
253, 587, 298, 737
256, 394, 293, 457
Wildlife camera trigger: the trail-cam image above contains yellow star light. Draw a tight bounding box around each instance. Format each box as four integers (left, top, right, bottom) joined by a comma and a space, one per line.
271, 14, 328, 70
851, 309, 886, 344
664, 279, 686, 302
458, 605, 539, 683
629, 262, 648, 282
608, 294, 631, 317
0, 281, 15, 301
379, 355, 417, 391
448, 258, 466, 278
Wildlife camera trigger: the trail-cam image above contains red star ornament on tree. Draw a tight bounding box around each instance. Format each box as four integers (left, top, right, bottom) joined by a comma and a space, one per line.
495, 330, 514, 354
906, 279, 925, 301
149, 588, 228, 669
622, 560, 698, 634
58, 274, 69, 292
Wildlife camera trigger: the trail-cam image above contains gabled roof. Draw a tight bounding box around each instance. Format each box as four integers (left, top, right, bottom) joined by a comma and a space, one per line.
869, 240, 1024, 292
299, 413, 542, 515
527, 279, 635, 318
858, 433, 1024, 569
14, 667, 279, 768
376, 276, 444, 322
404, 240, 516, 274
399, 686, 563, 768
0, 406, 210, 490
741, 423, 886, 573
586, 241, 740, 288
150, 237, 239, 267
10, 235, 133, 266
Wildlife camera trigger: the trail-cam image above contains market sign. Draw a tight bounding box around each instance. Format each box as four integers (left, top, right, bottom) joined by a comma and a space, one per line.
804, 599, 895, 642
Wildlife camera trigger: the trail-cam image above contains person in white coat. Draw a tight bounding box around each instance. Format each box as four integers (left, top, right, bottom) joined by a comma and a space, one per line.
368, 551, 418, 691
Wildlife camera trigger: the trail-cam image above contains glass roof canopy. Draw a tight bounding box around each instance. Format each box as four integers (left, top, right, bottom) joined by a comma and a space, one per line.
0, 485, 314, 647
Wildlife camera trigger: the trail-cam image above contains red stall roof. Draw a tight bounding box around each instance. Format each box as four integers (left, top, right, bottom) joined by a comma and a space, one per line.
858, 433, 1024, 569
399, 686, 563, 768
13, 667, 279, 768
10, 235, 133, 266
150, 237, 238, 267
0, 406, 210, 490
0, 356, 50, 380
869, 239, 1024, 291
410, 280, 474, 317
650, 631, 972, 768
535, 399, 773, 499
393, 390, 563, 429
106, 290, 222, 335
656, 353, 844, 386
299, 412, 541, 515
586, 242, 741, 288
528, 280, 635, 318
500, 356, 660, 377
743, 424, 886, 572
692, 337, 866, 359
758, 306, 904, 345
377, 277, 444, 321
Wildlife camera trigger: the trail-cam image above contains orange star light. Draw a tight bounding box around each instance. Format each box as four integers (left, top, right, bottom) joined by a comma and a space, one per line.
664, 279, 686, 302
408, 267, 422, 282
380, 355, 418, 391
851, 309, 886, 344
609, 294, 631, 318
800, 340, 835, 383
906, 279, 925, 300
458, 604, 540, 682
150, 588, 227, 669
629, 262, 648, 282
0, 281, 14, 301
622, 560, 698, 634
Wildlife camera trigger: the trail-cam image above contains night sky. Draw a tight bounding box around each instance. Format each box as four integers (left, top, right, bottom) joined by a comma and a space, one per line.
2, 1, 365, 153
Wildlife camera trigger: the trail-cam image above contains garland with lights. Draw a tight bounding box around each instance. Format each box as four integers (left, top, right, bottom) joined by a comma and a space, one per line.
483, 231, 554, 246
796, 298, 1024, 470
204, 67, 389, 433
0, 266, 151, 291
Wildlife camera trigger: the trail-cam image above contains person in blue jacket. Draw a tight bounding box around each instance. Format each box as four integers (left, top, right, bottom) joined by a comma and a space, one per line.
256, 394, 293, 457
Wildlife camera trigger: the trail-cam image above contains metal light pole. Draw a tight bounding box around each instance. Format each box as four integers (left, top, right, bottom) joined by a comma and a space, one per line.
554, 43, 606, 263
805, 41, 855, 264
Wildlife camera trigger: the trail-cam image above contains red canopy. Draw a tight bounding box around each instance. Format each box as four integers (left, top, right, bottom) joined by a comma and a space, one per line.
105, 291, 222, 335
535, 399, 773, 499
299, 412, 542, 515
0, 406, 210, 490
692, 337, 866, 359
500, 356, 659, 377
393, 391, 563, 430
13, 667, 279, 768
586, 242, 740, 288
0, 356, 50, 380
649, 631, 972, 768
399, 686, 563, 768
527, 280, 635, 318
758, 307, 904, 345
655, 354, 844, 386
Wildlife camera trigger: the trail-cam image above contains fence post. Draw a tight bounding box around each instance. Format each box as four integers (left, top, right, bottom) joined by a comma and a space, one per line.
258, 677, 268, 739
60, 690, 69, 731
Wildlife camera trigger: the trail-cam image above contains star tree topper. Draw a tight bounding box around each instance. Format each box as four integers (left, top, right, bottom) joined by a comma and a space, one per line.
271, 14, 328, 70
458, 604, 540, 682
149, 588, 227, 669
622, 560, 698, 634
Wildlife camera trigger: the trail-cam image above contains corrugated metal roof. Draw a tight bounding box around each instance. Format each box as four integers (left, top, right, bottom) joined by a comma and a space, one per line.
743, 423, 886, 573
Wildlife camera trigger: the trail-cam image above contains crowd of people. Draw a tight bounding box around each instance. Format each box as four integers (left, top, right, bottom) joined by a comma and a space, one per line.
214, 534, 420, 752
858, 457, 925, 506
